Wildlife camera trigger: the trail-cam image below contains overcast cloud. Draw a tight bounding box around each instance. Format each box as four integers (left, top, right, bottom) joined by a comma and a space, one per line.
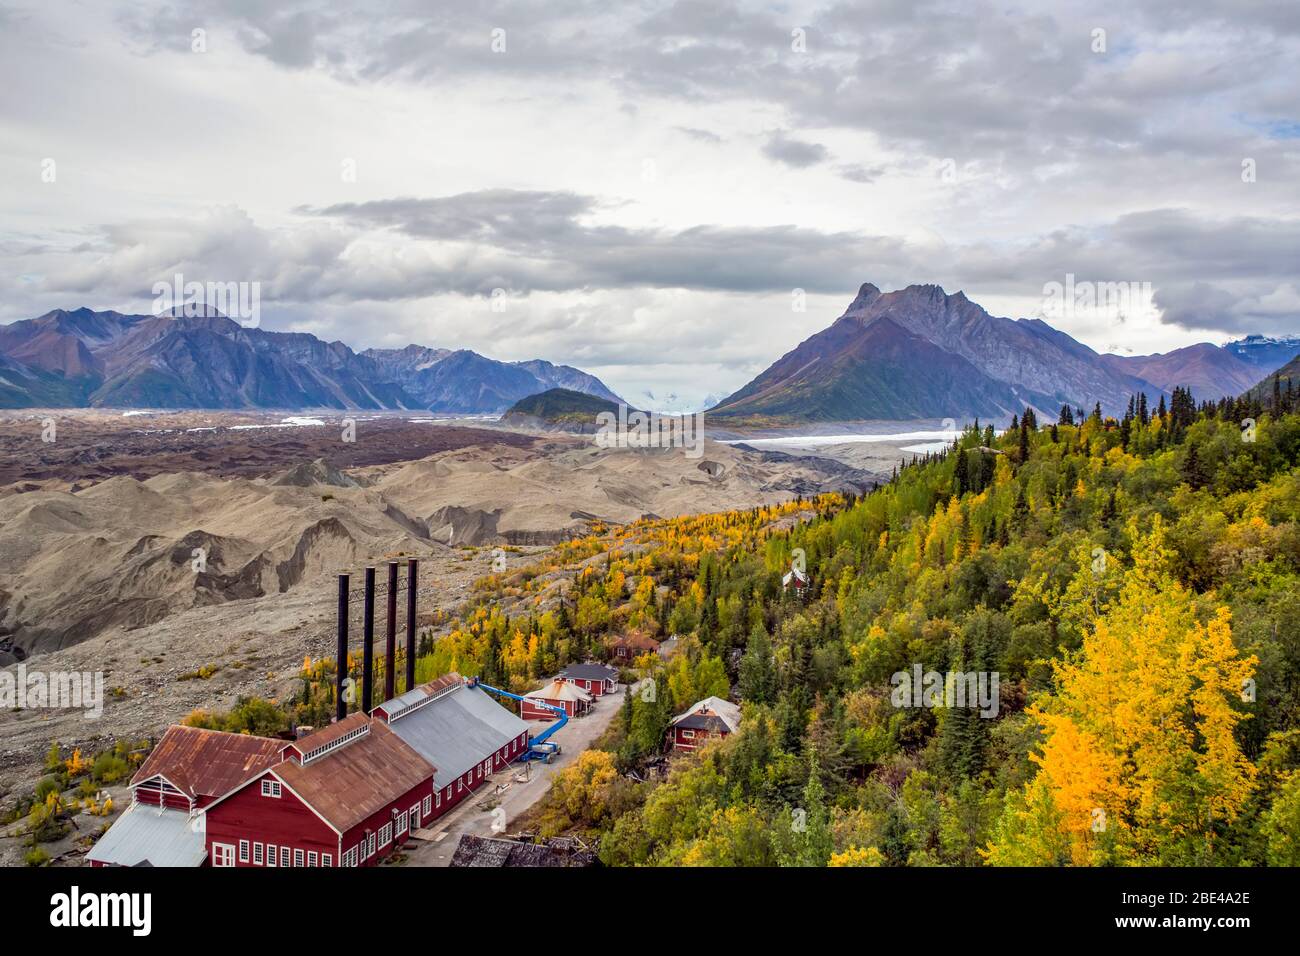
1, 0, 1297, 405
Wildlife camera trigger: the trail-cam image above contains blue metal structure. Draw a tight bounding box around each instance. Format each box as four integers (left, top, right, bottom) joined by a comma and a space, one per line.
466, 676, 568, 762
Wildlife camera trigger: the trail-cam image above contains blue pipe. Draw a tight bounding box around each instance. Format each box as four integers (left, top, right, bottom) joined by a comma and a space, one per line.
466, 676, 569, 760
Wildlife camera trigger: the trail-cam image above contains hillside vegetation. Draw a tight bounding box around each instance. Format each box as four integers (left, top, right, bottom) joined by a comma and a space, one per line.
520, 387, 1300, 866
173, 385, 1300, 867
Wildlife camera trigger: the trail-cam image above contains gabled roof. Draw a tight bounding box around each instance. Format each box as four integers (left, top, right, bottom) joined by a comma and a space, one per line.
282, 711, 369, 760
558, 662, 619, 682
609, 632, 661, 651
130, 725, 283, 801
526, 679, 594, 704
372, 673, 461, 721
86, 804, 207, 868
273, 720, 434, 833
381, 678, 528, 791
671, 696, 742, 734
782, 567, 808, 586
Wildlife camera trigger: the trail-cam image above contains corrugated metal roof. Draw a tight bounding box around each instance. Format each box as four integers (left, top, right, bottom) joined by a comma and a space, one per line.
458, 684, 530, 739
386, 683, 527, 790
85, 804, 207, 868
130, 725, 283, 800
275, 720, 434, 833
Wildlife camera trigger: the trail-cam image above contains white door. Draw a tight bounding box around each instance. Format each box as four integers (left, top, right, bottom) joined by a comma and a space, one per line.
212, 843, 235, 867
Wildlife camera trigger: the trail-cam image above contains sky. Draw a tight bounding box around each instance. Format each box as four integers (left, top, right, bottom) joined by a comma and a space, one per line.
2, 0, 1298, 409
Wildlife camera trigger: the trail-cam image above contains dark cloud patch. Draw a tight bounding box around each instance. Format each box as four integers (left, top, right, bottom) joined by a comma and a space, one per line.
676, 126, 723, 143
761, 131, 829, 167
301, 189, 913, 294
125, 0, 1300, 174
837, 163, 884, 183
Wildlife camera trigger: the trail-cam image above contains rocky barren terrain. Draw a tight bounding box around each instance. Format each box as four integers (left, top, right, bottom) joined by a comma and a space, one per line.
0, 409, 878, 797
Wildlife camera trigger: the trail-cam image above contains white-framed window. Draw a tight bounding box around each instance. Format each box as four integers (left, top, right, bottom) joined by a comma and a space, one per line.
280, 846, 290, 867
397, 810, 408, 835
322, 853, 332, 867
411, 804, 421, 829
443, 785, 451, 800
238, 840, 249, 863
458, 778, 465, 793
344, 846, 357, 867
293, 848, 304, 867
307, 850, 318, 867
379, 822, 393, 848
212, 843, 235, 867
253, 842, 263, 865
261, 778, 282, 798
425, 794, 433, 814
367, 832, 376, 857
682, 729, 695, 739
267, 844, 277, 867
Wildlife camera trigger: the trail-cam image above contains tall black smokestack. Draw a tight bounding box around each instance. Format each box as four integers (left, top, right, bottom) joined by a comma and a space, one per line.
336, 573, 349, 722
384, 561, 398, 701
405, 559, 418, 693
362, 566, 375, 714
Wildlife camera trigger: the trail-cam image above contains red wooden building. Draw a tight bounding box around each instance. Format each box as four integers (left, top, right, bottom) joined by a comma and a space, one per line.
670, 696, 742, 752
557, 662, 618, 697
372, 673, 529, 822
522, 679, 593, 719
87, 677, 535, 866
88, 726, 284, 868
203, 713, 435, 867
607, 632, 661, 662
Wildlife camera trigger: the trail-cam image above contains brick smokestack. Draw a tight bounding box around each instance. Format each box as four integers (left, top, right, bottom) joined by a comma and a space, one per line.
336, 573, 349, 722
362, 566, 375, 714
384, 561, 398, 701
405, 559, 418, 693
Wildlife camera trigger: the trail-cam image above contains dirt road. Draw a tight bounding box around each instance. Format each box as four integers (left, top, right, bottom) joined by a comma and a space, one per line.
404, 684, 628, 866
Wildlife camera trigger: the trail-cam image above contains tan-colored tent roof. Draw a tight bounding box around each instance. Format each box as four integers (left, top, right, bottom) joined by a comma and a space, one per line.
525, 679, 593, 703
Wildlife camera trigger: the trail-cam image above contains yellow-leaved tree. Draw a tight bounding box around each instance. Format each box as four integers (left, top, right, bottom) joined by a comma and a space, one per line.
987, 515, 1257, 865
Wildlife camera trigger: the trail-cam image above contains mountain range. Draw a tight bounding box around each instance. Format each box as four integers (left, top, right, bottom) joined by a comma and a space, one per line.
4, 293, 1297, 421
1248, 353, 1300, 403
709, 283, 1300, 423
0, 308, 621, 412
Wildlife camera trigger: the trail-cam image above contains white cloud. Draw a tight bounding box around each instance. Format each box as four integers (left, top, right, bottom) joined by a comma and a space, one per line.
1, 0, 1298, 409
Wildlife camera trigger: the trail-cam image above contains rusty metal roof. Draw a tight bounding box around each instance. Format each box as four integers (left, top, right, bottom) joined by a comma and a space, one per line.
130, 725, 284, 801
274, 719, 434, 833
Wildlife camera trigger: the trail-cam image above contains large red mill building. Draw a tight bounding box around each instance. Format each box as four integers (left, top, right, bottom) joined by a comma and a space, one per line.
88, 675, 528, 867
89, 563, 534, 868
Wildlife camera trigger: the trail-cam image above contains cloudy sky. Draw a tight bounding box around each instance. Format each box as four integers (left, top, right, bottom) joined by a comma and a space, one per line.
2, 0, 1298, 408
